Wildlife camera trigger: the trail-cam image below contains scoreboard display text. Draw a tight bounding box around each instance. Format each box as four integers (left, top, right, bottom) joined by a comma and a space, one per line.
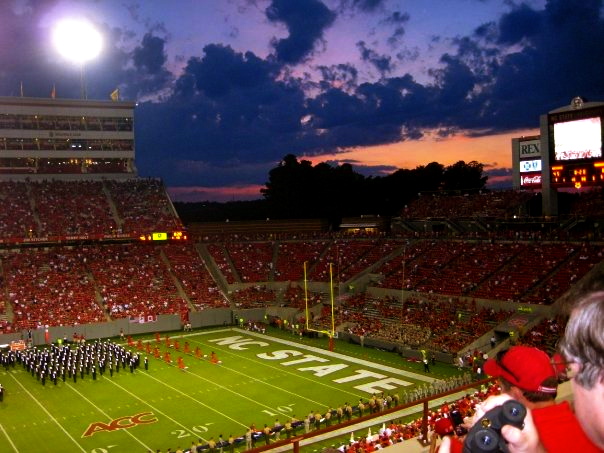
139, 231, 187, 242
551, 162, 604, 188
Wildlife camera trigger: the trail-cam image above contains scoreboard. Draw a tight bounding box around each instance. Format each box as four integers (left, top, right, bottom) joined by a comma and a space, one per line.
513, 97, 604, 216
547, 100, 604, 189
139, 230, 188, 242
551, 161, 604, 188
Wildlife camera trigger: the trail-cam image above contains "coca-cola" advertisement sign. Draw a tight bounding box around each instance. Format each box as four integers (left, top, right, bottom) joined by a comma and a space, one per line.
521, 173, 542, 187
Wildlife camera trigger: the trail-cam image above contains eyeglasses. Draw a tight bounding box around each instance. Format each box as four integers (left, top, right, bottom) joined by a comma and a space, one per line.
550, 360, 579, 381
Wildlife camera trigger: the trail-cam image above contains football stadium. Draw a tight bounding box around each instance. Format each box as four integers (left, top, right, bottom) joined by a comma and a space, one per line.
0, 94, 604, 453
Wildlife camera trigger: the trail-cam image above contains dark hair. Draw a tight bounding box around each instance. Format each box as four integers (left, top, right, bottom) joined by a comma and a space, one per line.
559, 291, 604, 389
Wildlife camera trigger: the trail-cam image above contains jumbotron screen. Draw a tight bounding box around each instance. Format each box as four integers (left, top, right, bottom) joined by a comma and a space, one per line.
553, 117, 602, 162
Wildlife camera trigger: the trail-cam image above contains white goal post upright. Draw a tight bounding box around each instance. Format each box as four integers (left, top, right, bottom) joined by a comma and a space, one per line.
303, 261, 336, 351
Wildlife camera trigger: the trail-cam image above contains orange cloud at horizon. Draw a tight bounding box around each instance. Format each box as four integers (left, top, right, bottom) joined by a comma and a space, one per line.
304, 128, 540, 173
168, 184, 265, 202
169, 129, 539, 202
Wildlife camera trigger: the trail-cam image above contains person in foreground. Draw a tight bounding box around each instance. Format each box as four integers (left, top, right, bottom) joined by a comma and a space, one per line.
557, 290, 604, 451
439, 290, 604, 452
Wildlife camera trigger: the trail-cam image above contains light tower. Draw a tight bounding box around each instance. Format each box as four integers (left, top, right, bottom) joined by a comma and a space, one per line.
52, 18, 102, 99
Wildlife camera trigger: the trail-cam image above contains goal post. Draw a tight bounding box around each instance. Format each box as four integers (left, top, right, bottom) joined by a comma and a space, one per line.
303, 261, 336, 351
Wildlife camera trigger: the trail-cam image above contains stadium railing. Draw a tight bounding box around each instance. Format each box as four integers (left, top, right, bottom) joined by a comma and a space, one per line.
233, 378, 494, 453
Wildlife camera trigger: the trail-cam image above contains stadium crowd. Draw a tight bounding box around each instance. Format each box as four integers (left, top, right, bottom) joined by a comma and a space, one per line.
0, 182, 603, 451
0, 179, 182, 239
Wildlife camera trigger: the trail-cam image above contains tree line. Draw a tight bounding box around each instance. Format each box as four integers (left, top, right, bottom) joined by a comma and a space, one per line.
175, 154, 488, 223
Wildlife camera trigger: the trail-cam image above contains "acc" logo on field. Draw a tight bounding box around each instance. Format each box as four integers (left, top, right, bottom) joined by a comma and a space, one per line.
82, 412, 158, 437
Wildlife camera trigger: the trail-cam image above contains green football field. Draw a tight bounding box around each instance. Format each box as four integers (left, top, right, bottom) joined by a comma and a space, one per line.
0, 327, 461, 453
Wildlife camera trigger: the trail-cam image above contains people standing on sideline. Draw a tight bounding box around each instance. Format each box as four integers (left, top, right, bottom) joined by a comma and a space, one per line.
245, 427, 253, 450
262, 424, 271, 445
273, 419, 281, 440
324, 407, 332, 426
207, 436, 216, 453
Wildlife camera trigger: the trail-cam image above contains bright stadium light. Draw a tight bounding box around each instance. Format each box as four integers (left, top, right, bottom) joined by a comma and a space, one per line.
52, 19, 103, 99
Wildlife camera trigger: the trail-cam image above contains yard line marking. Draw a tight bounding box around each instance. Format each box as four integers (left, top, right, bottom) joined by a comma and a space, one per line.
0, 422, 18, 453
187, 337, 361, 402
103, 376, 214, 438
8, 374, 86, 452
235, 328, 438, 383
157, 359, 329, 416
65, 383, 153, 451
137, 370, 253, 428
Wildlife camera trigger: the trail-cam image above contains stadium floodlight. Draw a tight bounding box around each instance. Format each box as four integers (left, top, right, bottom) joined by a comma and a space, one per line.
52, 18, 103, 99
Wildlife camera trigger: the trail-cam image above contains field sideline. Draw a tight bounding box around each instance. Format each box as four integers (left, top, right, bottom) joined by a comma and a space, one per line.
0, 327, 454, 453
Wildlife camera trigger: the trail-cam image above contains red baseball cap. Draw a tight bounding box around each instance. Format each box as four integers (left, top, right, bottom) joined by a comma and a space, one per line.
483, 346, 558, 393
434, 417, 454, 437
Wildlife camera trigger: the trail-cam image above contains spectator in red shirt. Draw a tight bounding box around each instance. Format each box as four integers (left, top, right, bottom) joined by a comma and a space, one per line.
440, 294, 604, 453
483, 346, 559, 409
557, 291, 604, 451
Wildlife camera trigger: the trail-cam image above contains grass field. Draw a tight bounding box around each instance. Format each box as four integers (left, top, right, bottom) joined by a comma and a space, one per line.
0, 327, 464, 453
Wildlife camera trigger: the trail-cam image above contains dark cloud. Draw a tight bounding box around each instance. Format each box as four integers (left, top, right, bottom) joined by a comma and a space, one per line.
394, 47, 420, 63
497, 3, 542, 44
2, 0, 604, 196
430, 54, 477, 107
356, 41, 393, 75
484, 166, 512, 176
467, 0, 604, 132
383, 11, 410, 45
266, 0, 336, 64
387, 26, 406, 46
484, 167, 513, 189
384, 10, 409, 24
135, 45, 308, 186
176, 44, 279, 98
129, 33, 173, 96
323, 159, 398, 177
124, 2, 141, 22
338, 0, 386, 13
317, 63, 359, 91
129, 0, 604, 191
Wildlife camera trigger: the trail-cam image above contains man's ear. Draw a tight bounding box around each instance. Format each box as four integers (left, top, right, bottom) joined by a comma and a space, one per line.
568, 362, 581, 378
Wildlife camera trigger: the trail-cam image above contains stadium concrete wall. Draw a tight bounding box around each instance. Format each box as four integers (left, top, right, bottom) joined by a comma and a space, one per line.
0, 310, 235, 347
0, 314, 181, 347
341, 332, 456, 363
189, 308, 233, 328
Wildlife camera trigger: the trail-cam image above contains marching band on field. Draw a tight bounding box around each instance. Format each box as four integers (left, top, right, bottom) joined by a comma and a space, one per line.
1, 339, 140, 387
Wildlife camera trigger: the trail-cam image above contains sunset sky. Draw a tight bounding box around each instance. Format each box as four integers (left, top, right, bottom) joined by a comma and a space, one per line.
1, 0, 601, 202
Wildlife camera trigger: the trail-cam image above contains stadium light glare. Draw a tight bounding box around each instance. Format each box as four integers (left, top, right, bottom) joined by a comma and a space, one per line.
53, 19, 102, 63
52, 19, 102, 99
